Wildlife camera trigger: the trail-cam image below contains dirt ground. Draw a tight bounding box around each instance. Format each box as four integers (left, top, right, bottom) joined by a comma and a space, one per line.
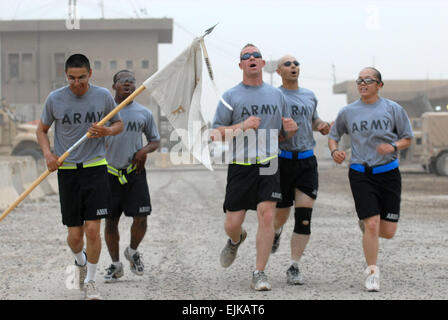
0, 160, 447, 300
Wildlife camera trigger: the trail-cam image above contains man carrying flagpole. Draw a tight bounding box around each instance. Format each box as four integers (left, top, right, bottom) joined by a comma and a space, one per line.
36, 54, 123, 300
103, 70, 160, 283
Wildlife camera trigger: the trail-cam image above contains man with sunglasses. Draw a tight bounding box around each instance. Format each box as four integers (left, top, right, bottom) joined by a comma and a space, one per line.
212, 44, 298, 291
37, 54, 123, 299
103, 70, 160, 283
329, 67, 413, 292
271, 55, 330, 285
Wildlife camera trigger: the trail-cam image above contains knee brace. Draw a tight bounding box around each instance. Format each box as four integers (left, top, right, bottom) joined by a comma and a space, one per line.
294, 207, 313, 235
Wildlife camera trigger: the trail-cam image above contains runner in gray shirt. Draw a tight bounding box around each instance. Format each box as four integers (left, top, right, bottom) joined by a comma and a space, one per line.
328, 67, 413, 292
104, 70, 160, 283
211, 43, 298, 291
271, 55, 331, 286
36, 54, 123, 300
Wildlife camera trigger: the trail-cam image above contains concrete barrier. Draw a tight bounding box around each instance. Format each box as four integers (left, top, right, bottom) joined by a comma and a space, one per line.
36, 159, 58, 195
0, 158, 21, 210
0, 156, 54, 211
13, 156, 46, 201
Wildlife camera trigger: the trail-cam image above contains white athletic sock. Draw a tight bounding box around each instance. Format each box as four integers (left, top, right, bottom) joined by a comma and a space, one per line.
290, 260, 299, 267
230, 238, 240, 245
112, 261, 121, 266
275, 228, 282, 235
127, 246, 137, 256
84, 262, 97, 284
73, 250, 86, 266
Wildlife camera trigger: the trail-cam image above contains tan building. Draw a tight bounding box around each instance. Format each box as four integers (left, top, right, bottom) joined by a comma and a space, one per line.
0, 18, 173, 123
333, 80, 448, 117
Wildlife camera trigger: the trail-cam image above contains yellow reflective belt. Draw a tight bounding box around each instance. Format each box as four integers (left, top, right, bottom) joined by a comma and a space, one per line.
231, 155, 278, 165
107, 163, 137, 185
59, 157, 108, 170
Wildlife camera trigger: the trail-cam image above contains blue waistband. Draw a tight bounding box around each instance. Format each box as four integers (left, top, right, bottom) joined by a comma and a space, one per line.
279, 149, 314, 160
350, 159, 399, 174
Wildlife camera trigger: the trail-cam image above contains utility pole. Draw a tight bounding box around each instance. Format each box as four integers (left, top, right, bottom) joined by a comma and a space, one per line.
98, 0, 105, 19
264, 59, 278, 86
331, 62, 337, 84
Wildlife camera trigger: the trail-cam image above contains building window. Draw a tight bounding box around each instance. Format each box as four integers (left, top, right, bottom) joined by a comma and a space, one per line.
22, 53, 34, 81
126, 60, 133, 70
94, 61, 102, 70
8, 53, 19, 79
110, 60, 117, 70
141, 60, 149, 69
54, 53, 66, 79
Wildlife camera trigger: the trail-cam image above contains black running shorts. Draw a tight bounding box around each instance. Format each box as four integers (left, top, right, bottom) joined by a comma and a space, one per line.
276, 156, 319, 208
223, 162, 282, 213
348, 167, 401, 222
57, 165, 112, 227
108, 169, 152, 218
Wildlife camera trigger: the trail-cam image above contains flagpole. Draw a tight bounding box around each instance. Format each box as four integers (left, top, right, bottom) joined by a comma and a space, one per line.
199, 25, 233, 112
0, 85, 146, 222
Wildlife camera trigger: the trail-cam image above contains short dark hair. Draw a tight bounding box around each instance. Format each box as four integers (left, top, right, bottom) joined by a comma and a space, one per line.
366, 67, 383, 85
65, 54, 91, 72
240, 43, 259, 58
113, 69, 134, 84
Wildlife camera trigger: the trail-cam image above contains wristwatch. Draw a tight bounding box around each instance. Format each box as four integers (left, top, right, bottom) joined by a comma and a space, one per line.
389, 142, 398, 152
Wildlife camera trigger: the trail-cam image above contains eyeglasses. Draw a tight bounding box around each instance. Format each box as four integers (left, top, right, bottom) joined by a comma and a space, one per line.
67, 75, 89, 83
283, 60, 300, 67
115, 76, 136, 84
356, 78, 380, 85
240, 52, 262, 60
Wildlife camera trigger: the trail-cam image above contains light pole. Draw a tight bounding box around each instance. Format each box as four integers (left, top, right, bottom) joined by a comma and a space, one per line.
264, 59, 278, 85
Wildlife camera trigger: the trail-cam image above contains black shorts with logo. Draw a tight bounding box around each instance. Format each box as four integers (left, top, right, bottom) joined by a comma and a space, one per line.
223, 162, 282, 213
108, 169, 152, 218
277, 156, 319, 208
57, 165, 112, 227
348, 167, 401, 222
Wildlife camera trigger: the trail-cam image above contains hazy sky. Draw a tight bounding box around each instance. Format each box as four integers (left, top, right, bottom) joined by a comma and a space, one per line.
1, 0, 447, 121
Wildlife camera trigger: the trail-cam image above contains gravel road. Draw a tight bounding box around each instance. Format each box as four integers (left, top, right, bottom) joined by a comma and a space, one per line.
0, 161, 447, 300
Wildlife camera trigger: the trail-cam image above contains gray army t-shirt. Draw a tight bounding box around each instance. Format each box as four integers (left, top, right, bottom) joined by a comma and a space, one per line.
41, 84, 121, 163
329, 97, 414, 167
278, 86, 319, 152
106, 101, 160, 169
212, 82, 290, 163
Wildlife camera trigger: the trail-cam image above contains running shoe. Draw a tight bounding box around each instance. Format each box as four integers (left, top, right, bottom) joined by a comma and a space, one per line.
251, 271, 272, 291
220, 229, 247, 268
104, 262, 124, 283
84, 280, 101, 300
286, 264, 304, 285
365, 266, 380, 292
124, 247, 144, 276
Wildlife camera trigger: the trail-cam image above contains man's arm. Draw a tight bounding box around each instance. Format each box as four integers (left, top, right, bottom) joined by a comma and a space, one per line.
88, 120, 123, 138
328, 138, 346, 164
312, 118, 331, 135
133, 140, 160, 173
211, 116, 261, 141
376, 138, 413, 155
36, 120, 60, 172
279, 117, 298, 142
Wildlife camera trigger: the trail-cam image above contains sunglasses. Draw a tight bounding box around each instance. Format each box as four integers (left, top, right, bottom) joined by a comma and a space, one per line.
240, 52, 263, 60
356, 78, 380, 85
283, 60, 300, 67
115, 76, 136, 84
